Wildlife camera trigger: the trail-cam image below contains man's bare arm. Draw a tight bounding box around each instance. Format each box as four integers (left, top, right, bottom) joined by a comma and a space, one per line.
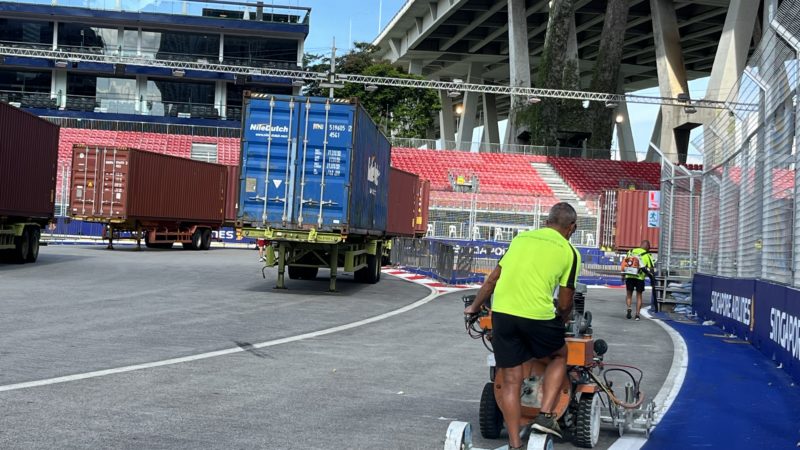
556, 286, 575, 323
465, 265, 501, 314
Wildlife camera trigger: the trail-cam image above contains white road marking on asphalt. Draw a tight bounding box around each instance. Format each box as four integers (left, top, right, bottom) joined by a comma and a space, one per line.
607, 309, 689, 450
0, 280, 438, 393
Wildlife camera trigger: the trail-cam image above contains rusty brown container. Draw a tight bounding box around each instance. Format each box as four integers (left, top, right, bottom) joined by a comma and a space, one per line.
414, 179, 430, 236
0, 102, 59, 220
599, 189, 659, 252
225, 165, 240, 223
69, 146, 226, 226
387, 167, 418, 237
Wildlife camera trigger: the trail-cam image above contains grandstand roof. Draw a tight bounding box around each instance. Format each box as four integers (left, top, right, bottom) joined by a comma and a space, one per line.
373, 0, 743, 115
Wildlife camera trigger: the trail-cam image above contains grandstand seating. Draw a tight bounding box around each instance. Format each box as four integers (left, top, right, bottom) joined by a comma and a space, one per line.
55, 128, 240, 197
547, 156, 661, 196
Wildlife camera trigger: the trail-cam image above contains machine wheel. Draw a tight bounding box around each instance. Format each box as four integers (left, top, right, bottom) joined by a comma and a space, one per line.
26, 227, 40, 262
479, 382, 504, 439
201, 229, 212, 250
444, 421, 473, 450
574, 393, 601, 448
190, 229, 203, 250
527, 433, 554, 450
13, 227, 31, 264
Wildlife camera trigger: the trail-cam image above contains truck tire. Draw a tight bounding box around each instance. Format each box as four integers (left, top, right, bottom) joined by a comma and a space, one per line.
190, 229, 203, 250
355, 242, 381, 284
26, 227, 40, 263
13, 227, 31, 264
201, 229, 212, 250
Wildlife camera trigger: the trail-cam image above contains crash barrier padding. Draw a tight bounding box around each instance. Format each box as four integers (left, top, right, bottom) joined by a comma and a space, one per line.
693, 274, 800, 383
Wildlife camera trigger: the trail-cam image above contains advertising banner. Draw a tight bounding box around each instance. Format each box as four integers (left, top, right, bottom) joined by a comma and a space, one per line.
694, 274, 799, 383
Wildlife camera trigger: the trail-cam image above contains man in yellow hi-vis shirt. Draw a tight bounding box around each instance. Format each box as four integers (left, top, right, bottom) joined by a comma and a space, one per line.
623, 240, 655, 321
464, 203, 581, 448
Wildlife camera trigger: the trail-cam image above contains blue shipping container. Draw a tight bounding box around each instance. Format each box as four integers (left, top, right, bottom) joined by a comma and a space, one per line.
238, 94, 390, 235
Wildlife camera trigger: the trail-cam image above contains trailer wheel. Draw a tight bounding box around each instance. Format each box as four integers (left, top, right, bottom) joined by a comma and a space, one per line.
26, 227, 40, 262
13, 227, 31, 264
479, 382, 503, 439
201, 229, 212, 250
190, 229, 203, 250
574, 393, 601, 448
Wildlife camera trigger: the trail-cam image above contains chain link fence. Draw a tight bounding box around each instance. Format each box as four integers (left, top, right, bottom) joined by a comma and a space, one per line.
681, 1, 800, 287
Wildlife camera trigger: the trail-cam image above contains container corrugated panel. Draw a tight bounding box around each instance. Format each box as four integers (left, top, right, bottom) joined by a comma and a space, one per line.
238, 94, 390, 235
70, 146, 226, 225
414, 179, 430, 236
612, 189, 660, 251
0, 102, 59, 219
225, 165, 240, 223
387, 167, 417, 237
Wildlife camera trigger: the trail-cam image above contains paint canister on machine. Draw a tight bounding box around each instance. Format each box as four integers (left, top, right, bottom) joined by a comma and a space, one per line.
625, 381, 635, 403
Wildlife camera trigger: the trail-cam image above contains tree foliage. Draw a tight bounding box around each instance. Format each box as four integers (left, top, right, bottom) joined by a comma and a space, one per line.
304, 43, 440, 139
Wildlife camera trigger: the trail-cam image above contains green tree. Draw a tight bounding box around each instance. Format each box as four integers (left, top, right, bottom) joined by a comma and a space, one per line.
304, 43, 440, 139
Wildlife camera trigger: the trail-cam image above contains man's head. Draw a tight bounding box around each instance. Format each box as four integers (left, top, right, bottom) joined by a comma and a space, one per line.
545, 202, 578, 239
641, 240, 651, 251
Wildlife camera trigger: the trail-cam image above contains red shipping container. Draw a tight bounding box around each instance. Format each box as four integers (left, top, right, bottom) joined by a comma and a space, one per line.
0, 102, 59, 219
387, 167, 418, 237
599, 189, 659, 252
69, 146, 226, 226
414, 179, 430, 236
225, 165, 240, 223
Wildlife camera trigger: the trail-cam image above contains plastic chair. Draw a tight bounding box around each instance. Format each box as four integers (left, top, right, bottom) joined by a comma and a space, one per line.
448, 225, 458, 238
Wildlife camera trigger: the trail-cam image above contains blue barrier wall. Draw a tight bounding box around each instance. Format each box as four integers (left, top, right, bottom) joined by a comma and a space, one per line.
693, 274, 800, 383
48, 218, 252, 245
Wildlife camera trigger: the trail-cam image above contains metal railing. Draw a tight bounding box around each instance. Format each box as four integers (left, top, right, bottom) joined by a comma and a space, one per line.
389, 137, 622, 160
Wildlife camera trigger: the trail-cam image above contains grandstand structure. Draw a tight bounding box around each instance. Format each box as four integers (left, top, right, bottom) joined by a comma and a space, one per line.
391, 147, 663, 246
0, 0, 307, 211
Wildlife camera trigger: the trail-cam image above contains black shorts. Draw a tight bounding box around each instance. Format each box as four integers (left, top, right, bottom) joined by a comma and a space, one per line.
491, 311, 566, 368
625, 277, 645, 293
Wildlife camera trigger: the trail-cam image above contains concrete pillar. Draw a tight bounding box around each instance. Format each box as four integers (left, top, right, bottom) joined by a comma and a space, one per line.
482, 93, 500, 152
220, 34, 225, 63
615, 101, 637, 161
650, 0, 691, 163
52, 21, 58, 50
439, 88, 456, 145
52, 70, 67, 108
409, 59, 423, 75
457, 62, 482, 151
214, 80, 227, 119
137, 28, 142, 56
135, 75, 147, 114
706, 0, 758, 102
504, 0, 531, 146
645, 110, 662, 162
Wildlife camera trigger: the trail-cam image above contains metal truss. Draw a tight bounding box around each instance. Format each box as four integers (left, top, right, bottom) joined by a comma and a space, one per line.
0, 44, 755, 110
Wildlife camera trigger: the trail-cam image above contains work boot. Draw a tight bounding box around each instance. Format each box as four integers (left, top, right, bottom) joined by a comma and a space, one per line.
626, 309, 632, 319
531, 412, 562, 438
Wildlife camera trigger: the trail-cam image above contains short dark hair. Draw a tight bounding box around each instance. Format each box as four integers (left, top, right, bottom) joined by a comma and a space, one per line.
546, 202, 577, 229
641, 240, 651, 249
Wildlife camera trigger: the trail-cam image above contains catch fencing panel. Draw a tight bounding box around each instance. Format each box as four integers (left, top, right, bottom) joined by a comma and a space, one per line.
659, 161, 701, 276
688, 1, 800, 287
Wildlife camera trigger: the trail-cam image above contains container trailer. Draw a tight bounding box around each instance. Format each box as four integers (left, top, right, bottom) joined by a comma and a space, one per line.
238, 93, 402, 291
69, 145, 231, 250
0, 102, 59, 263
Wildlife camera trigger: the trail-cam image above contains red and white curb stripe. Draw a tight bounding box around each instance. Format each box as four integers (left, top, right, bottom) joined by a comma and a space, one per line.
381, 267, 481, 294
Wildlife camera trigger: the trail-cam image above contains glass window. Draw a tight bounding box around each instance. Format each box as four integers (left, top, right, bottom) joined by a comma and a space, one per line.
121, 28, 139, 57
0, 70, 51, 93
223, 36, 296, 65
141, 29, 220, 61
0, 19, 53, 47
58, 23, 120, 55
96, 77, 137, 114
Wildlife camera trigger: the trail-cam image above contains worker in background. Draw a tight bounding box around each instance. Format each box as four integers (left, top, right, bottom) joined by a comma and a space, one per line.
622, 240, 655, 321
464, 202, 581, 447
257, 238, 268, 262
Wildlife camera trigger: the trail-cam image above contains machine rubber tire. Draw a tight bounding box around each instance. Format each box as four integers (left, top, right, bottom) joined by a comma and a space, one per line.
201, 229, 212, 250
528, 433, 555, 450
479, 382, 504, 439
355, 242, 382, 283
190, 229, 203, 250
13, 227, 31, 264
574, 393, 601, 448
26, 227, 40, 263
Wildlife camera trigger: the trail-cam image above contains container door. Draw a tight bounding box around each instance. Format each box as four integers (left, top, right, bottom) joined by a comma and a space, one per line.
292, 98, 353, 229
239, 96, 300, 227
70, 146, 129, 220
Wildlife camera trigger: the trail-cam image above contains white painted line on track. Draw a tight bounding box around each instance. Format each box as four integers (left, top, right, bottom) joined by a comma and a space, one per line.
607, 308, 689, 450
0, 280, 438, 393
